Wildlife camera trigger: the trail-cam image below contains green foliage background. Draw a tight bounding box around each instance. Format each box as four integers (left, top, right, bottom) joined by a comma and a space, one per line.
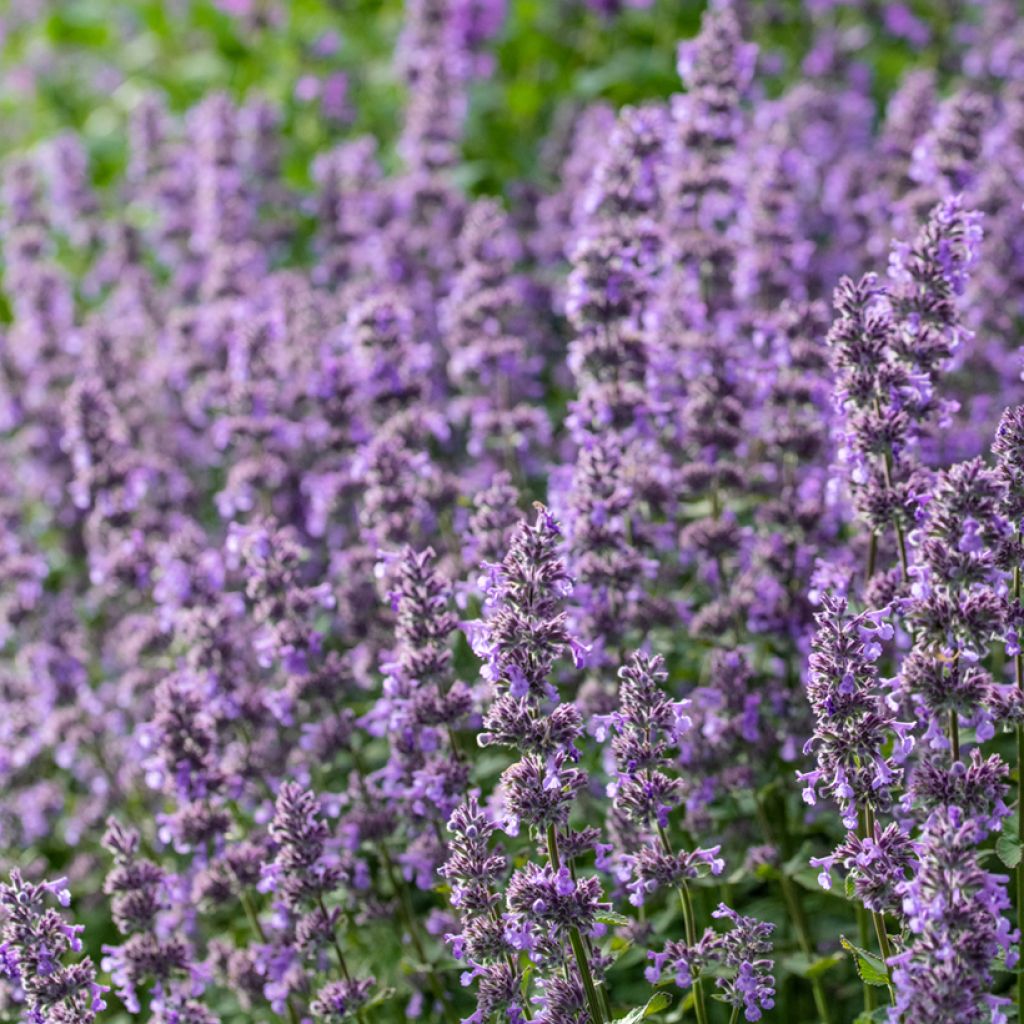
0, 0, 959, 195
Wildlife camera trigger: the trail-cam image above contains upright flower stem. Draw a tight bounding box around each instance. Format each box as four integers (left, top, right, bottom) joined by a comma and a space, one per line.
753, 796, 831, 1024
317, 894, 370, 1024
873, 397, 910, 580
861, 806, 896, 1005
567, 855, 615, 1020
238, 886, 301, 1024
856, 901, 876, 1014
546, 826, 605, 1024
655, 824, 710, 1024
1014, 564, 1024, 1018
350, 746, 456, 1024
949, 709, 960, 763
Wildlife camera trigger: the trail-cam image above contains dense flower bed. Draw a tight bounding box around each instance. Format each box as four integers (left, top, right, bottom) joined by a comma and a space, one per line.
2, 2, 1024, 1023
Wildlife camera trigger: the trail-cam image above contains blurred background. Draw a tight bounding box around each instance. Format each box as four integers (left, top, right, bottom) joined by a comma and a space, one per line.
0, 0, 967, 196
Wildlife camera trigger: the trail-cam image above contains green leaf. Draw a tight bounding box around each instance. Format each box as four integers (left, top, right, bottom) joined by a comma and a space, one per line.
997, 817, 1023, 868
853, 1009, 893, 1023
596, 909, 632, 927
840, 936, 890, 987
790, 867, 831, 895
780, 951, 845, 980
609, 991, 673, 1024
363, 987, 397, 1011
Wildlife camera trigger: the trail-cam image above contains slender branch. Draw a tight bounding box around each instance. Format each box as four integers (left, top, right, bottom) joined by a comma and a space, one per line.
856, 900, 876, 1015
546, 826, 605, 1024
873, 397, 910, 581
866, 532, 878, 580
753, 795, 831, 1024
238, 886, 301, 1024
316, 894, 370, 1024
655, 825, 710, 1024
349, 745, 457, 1024
861, 807, 896, 1005
1014, 565, 1024, 1020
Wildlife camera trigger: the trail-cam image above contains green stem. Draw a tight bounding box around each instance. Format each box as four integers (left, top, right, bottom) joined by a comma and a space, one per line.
855, 804, 876, 1015
873, 398, 910, 581
857, 901, 876, 1014
546, 826, 605, 1024
655, 825, 710, 1024
872, 909, 896, 998
862, 807, 896, 1005
317, 895, 369, 1024
239, 887, 301, 1024
949, 708, 960, 763
1015, 565, 1024, 1019
866, 532, 878, 580
1017, 720, 1024, 1022
753, 797, 831, 1024
350, 747, 457, 1024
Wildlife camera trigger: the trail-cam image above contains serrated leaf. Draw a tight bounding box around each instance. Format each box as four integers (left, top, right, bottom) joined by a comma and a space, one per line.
840, 936, 890, 987
997, 833, 1023, 869
997, 817, 1023, 868
596, 909, 631, 926
609, 991, 673, 1024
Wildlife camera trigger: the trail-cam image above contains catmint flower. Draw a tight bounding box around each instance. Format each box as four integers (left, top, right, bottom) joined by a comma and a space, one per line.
993, 405, 1024, 539
443, 199, 550, 476
469, 506, 582, 700
623, 844, 724, 909
506, 862, 607, 951
809, 821, 916, 918
889, 806, 1017, 1024
596, 652, 688, 828
663, 0, 756, 320
263, 782, 340, 909
888, 194, 984, 383
800, 595, 910, 828
905, 749, 1010, 836
0, 869, 108, 1023
262, 783, 372, 1013
501, 753, 587, 835
462, 471, 522, 575
646, 903, 775, 1022
310, 978, 376, 1023
100, 818, 214, 1019
481, 696, 582, 756
441, 798, 526, 1022
370, 547, 470, 884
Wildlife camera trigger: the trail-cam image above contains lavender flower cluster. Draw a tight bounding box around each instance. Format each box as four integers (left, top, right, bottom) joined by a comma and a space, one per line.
3, 2, 1024, 1023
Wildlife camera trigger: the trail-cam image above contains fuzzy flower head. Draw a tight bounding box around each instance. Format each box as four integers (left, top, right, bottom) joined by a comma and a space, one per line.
809, 822, 916, 918
505, 862, 607, 962
646, 903, 775, 1022
470, 506, 584, 700
0, 870, 108, 1023
595, 651, 690, 827
889, 806, 1017, 1024
800, 595, 910, 828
